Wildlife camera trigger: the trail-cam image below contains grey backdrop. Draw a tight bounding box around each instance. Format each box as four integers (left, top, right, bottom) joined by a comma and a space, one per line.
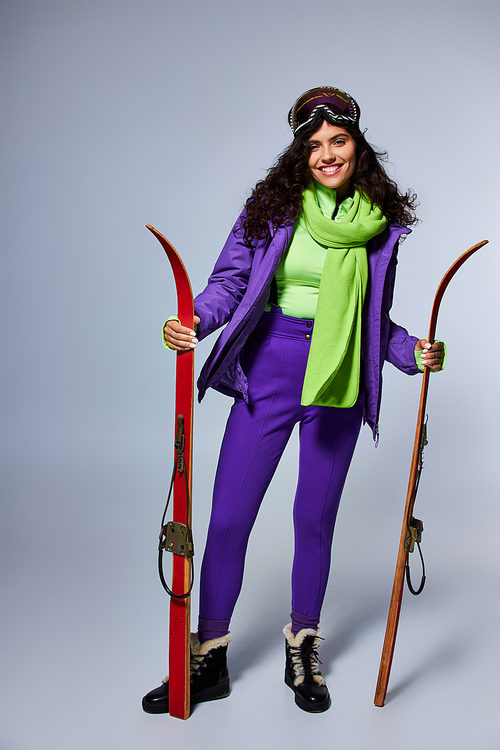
1, 1, 499, 748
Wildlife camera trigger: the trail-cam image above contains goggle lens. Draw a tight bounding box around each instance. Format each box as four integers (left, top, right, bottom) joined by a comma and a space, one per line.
289, 87, 359, 134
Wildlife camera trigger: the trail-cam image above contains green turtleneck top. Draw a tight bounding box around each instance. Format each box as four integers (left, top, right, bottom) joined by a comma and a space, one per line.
268, 181, 354, 319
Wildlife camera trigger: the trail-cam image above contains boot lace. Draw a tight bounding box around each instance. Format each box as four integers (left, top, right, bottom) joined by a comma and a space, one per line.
289, 636, 324, 679
190, 651, 212, 678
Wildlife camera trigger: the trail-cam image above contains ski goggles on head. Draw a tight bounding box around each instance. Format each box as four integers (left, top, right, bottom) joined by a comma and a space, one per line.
288, 87, 360, 136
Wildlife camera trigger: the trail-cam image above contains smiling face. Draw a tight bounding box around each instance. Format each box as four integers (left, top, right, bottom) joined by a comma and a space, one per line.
307, 121, 357, 200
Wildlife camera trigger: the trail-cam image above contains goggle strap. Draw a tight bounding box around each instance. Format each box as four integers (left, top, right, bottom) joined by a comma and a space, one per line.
291, 104, 358, 135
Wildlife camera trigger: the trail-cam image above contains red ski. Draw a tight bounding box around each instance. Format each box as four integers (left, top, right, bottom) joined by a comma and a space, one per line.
147, 224, 195, 720
374, 239, 488, 707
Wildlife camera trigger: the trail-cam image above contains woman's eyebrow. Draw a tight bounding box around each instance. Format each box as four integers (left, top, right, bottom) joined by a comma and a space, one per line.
308, 135, 347, 145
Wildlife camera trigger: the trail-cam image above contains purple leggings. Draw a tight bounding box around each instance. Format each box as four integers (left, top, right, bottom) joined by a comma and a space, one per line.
198, 309, 362, 640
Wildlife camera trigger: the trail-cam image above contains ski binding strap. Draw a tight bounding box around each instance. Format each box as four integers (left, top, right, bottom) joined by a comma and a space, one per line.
157, 414, 195, 600
405, 516, 426, 596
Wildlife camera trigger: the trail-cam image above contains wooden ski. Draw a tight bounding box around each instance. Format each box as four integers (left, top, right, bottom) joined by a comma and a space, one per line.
374, 239, 488, 708
147, 224, 195, 720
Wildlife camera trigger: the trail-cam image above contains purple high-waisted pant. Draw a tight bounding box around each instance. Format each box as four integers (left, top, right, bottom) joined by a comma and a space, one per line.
198, 308, 362, 638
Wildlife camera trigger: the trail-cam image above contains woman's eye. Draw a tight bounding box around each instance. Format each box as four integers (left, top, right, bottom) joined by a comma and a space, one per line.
333, 139, 346, 146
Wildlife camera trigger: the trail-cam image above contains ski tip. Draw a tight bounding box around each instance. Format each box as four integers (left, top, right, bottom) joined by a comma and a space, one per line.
465, 239, 488, 254
146, 224, 166, 243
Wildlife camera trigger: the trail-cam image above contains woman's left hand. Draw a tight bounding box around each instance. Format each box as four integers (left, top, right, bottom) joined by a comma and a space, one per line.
415, 340, 445, 370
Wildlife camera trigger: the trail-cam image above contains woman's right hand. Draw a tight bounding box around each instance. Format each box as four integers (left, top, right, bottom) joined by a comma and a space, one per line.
163, 316, 200, 351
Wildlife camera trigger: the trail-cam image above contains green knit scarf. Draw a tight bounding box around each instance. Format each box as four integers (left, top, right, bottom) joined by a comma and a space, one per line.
301, 186, 388, 407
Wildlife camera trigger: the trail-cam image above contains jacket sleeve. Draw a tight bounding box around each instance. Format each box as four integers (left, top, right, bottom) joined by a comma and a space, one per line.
382, 244, 420, 375
193, 211, 256, 341
386, 318, 420, 374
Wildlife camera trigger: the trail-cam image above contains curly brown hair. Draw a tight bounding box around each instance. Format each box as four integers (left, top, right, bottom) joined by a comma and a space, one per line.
240, 118, 418, 244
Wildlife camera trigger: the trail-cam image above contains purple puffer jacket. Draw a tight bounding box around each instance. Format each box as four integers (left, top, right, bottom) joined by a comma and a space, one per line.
194, 211, 420, 440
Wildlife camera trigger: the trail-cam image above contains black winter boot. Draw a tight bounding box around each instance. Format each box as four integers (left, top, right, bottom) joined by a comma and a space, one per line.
142, 632, 231, 714
283, 623, 331, 713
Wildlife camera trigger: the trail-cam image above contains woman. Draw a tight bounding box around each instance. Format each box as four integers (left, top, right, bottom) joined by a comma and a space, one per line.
143, 87, 444, 714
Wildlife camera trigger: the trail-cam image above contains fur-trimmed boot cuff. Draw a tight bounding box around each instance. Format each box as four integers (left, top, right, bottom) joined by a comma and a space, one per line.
190, 631, 232, 656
